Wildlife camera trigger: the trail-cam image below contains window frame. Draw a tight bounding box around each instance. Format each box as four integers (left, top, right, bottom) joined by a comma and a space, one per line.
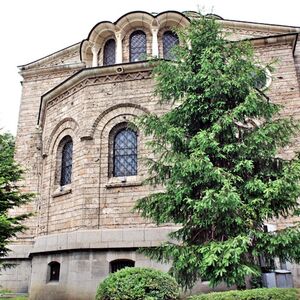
103, 38, 116, 66
113, 127, 138, 177
129, 30, 147, 62
110, 259, 135, 273
48, 261, 60, 282
163, 30, 179, 60
108, 123, 138, 178
59, 136, 73, 186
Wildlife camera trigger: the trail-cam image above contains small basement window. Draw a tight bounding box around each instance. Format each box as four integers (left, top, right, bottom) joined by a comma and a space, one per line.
48, 261, 60, 282
110, 259, 135, 273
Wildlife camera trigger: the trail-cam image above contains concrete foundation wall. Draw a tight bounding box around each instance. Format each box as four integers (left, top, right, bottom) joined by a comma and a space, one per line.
29, 250, 170, 300
0, 259, 31, 293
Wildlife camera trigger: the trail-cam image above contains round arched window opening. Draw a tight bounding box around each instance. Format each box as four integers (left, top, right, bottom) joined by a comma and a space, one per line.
113, 127, 138, 177
48, 261, 60, 282
110, 259, 135, 273
103, 39, 116, 66
163, 31, 179, 60
130, 30, 147, 62
59, 136, 73, 186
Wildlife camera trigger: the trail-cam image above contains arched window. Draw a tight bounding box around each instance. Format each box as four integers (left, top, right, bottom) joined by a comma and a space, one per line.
163, 31, 179, 60
103, 39, 116, 66
113, 128, 137, 177
60, 136, 73, 186
130, 30, 147, 62
110, 259, 135, 273
48, 261, 60, 282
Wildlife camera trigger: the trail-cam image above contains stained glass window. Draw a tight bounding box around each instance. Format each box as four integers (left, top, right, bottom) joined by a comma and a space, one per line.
103, 39, 116, 66
163, 31, 179, 60
130, 30, 147, 62
60, 137, 73, 186
113, 129, 137, 177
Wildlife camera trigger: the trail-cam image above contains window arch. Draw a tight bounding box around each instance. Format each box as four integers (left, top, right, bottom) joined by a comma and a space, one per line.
163, 31, 179, 60
103, 39, 116, 66
48, 261, 60, 282
59, 136, 73, 186
130, 30, 147, 62
113, 127, 137, 177
110, 259, 135, 273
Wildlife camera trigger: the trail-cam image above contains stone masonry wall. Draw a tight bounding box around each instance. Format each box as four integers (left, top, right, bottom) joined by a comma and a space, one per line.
14, 47, 82, 241
39, 69, 170, 234
8, 17, 300, 297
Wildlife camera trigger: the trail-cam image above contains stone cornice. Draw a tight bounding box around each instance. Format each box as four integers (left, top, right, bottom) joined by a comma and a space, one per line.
248, 32, 298, 51
18, 42, 81, 72
219, 19, 300, 35
38, 61, 153, 127
30, 227, 180, 255
20, 63, 85, 81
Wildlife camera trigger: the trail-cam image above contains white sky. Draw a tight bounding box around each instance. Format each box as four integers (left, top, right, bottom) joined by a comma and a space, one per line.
1, 0, 300, 134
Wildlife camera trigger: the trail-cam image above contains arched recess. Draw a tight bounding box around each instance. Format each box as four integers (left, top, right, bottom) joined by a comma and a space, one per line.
110, 259, 135, 273
115, 11, 154, 37
39, 118, 80, 235
43, 117, 79, 157
85, 103, 149, 139
44, 118, 79, 190
156, 11, 190, 58
81, 22, 117, 67
80, 40, 93, 67
116, 12, 154, 63
80, 11, 190, 65
156, 11, 190, 29
92, 104, 150, 228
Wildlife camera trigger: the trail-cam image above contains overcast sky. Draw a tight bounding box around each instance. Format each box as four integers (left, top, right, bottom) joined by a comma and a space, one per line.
1, 0, 300, 134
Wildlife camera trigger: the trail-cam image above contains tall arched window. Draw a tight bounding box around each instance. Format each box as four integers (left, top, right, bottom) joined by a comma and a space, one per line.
130, 30, 147, 62
113, 128, 137, 177
163, 31, 179, 60
60, 136, 73, 186
103, 39, 116, 66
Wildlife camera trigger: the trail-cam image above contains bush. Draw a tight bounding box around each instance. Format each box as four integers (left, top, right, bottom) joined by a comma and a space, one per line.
95, 267, 180, 300
188, 288, 299, 300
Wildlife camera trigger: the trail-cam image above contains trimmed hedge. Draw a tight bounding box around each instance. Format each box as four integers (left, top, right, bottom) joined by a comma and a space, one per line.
188, 288, 299, 300
95, 267, 180, 300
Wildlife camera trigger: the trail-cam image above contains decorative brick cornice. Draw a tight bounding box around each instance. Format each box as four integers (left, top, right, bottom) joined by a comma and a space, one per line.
20, 66, 83, 81
38, 62, 153, 127
47, 71, 152, 109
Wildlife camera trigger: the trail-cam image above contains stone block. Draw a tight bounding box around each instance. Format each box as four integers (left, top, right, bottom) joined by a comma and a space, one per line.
122, 228, 144, 242
101, 229, 123, 242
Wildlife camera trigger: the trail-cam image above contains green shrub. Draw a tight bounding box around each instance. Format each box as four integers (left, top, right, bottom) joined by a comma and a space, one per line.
188, 288, 299, 300
95, 267, 180, 300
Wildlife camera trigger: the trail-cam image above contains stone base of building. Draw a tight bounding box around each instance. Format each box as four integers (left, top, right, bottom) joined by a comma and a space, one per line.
1, 227, 299, 300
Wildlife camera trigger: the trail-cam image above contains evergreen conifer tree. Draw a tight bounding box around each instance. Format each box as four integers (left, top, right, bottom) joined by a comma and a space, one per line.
135, 16, 300, 289
0, 132, 32, 261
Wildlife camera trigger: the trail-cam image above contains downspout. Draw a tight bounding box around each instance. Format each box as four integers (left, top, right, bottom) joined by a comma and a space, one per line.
292, 33, 299, 56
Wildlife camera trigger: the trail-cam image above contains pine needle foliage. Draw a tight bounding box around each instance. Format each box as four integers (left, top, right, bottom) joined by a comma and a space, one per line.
134, 15, 300, 290
0, 133, 33, 261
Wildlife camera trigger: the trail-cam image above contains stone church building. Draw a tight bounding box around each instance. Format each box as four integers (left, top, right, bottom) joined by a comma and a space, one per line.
1, 10, 300, 300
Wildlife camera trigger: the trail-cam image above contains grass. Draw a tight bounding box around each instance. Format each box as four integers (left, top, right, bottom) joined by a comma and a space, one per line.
0, 290, 28, 300
188, 288, 300, 300
0, 295, 28, 300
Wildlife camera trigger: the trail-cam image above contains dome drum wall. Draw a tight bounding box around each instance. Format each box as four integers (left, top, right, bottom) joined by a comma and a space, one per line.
80, 11, 190, 67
